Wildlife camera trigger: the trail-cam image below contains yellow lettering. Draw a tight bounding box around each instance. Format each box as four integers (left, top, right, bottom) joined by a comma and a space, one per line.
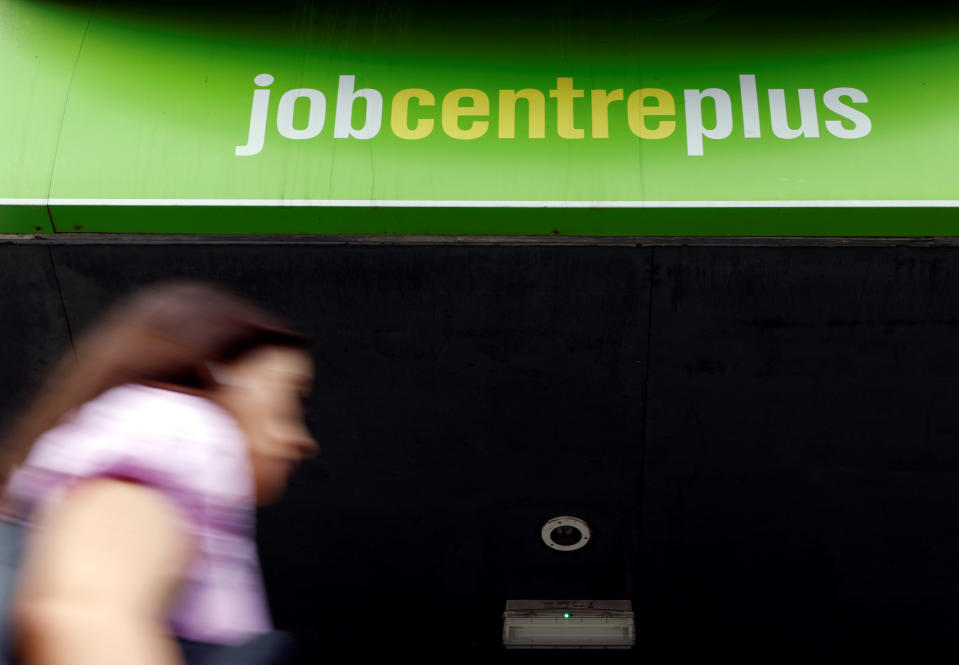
391, 88, 435, 139
442, 89, 490, 140
498, 89, 546, 139
591, 89, 624, 138
626, 88, 676, 139
549, 77, 585, 139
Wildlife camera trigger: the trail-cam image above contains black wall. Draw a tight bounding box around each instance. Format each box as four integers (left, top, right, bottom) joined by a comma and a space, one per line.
2, 238, 958, 663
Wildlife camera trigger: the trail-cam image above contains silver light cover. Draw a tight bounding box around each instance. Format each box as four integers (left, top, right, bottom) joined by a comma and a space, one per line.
502, 600, 635, 649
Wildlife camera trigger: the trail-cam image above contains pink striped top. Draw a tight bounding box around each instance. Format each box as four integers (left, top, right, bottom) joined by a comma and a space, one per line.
3, 384, 272, 644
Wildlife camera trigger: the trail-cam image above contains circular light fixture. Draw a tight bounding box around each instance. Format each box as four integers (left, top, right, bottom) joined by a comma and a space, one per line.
541, 516, 591, 551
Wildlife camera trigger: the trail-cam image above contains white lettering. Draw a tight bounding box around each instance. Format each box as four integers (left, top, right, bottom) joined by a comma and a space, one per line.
768, 88, 819, 139
334, 75, 383, 139
739, 74, 761, 138
277, 88, 327, 139
823, 87, 871, 139
684, 88, 733, 156
235, 73, 274, 156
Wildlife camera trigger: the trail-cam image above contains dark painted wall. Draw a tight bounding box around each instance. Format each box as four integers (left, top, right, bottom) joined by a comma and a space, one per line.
2, 240, 958, 663
0, 245, 71, 428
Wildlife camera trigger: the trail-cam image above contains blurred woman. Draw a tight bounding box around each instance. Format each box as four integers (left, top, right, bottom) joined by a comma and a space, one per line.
0, 282, 317, 665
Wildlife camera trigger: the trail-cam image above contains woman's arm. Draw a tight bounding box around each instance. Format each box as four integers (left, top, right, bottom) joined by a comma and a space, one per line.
13, 479, 192, 665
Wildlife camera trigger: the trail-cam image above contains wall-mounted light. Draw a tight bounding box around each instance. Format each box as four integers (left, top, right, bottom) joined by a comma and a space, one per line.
503, 600, 634, 649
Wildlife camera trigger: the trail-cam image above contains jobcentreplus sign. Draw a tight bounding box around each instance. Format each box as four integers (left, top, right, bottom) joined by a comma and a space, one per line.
235, 74, 871, 158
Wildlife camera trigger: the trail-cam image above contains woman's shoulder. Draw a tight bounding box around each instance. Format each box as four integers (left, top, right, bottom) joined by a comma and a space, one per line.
87, 384, 238, 437
17, 384, 253, 507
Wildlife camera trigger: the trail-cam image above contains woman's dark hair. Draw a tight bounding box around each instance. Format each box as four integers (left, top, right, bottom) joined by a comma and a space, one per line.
0, 281, 308, 483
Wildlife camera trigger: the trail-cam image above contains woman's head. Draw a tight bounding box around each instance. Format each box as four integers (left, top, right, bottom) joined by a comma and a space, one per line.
208, 344, 317, 504
1, 281, 316, 503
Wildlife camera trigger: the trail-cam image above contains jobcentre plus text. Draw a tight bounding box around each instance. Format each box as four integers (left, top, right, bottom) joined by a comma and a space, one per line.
236, 74, 870, 157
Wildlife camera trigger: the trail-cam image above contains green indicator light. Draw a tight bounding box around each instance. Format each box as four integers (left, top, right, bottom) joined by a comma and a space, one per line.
563, 612, 571, 618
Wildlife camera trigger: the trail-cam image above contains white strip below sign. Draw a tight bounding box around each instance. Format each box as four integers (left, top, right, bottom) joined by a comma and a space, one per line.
1, 199, 959, 208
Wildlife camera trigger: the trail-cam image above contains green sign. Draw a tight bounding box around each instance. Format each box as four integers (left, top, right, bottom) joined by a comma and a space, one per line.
2, 1, 958, 235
